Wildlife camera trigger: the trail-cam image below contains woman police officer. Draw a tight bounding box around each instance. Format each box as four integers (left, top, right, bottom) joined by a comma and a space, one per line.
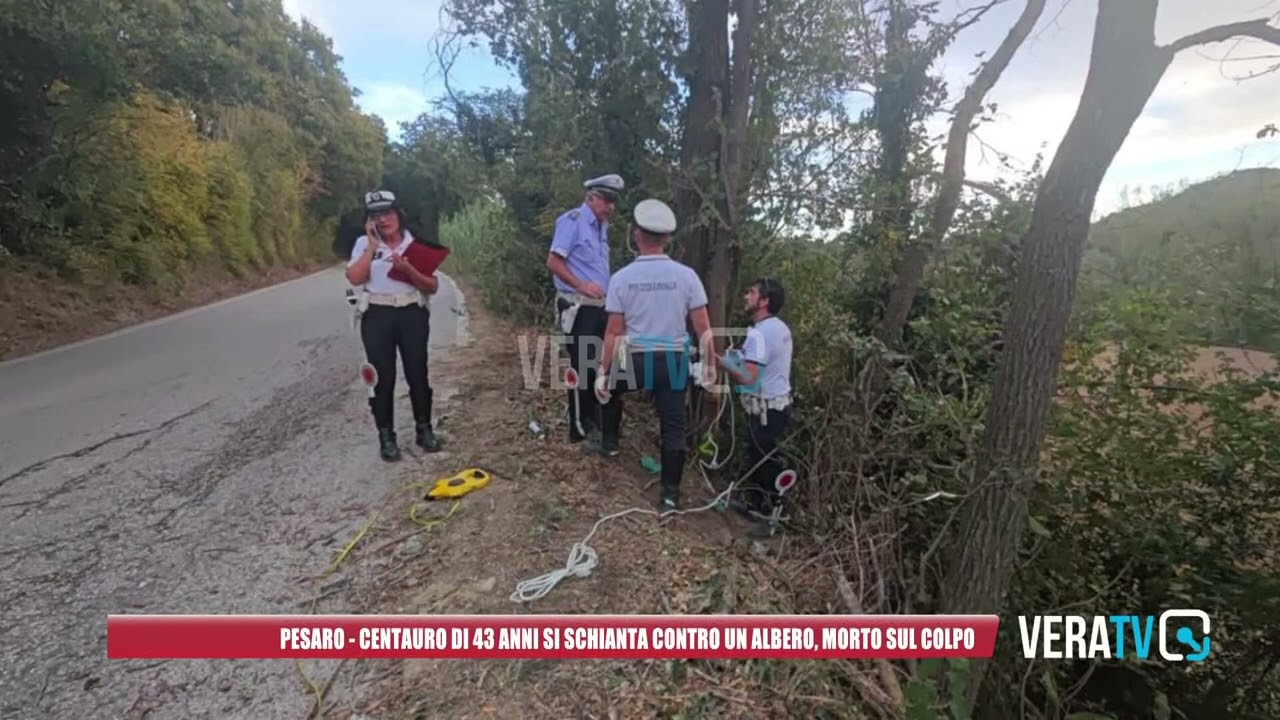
345, 190, 443, 461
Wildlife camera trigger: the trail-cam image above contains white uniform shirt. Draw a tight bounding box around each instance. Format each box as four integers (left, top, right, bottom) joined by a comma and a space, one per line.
347, 231, 421, 296
605, 255, 707, 351
740, 316, 793, 397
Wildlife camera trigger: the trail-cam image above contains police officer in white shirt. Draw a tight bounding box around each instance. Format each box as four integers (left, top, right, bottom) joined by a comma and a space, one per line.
345, 190, 443, 461
546, 173, 625, 450
595, 199, 713, 511
716, 278, 794, 533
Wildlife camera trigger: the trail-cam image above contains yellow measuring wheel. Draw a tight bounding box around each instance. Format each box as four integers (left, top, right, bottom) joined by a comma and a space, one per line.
426, 468, 492, 500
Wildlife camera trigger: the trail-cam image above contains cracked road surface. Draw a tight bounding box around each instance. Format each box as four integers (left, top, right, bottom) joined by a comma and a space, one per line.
0, 267, 466, 719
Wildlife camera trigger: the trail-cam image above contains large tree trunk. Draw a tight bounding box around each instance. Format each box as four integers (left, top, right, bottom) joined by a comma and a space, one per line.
671, 0, 730, 450
724, 0, 757, 226
672, 0, 730, 285
939, 0, 1280, 703
704, 0, 756, 333
672, 0, 758, 444
673, 0, 758, 334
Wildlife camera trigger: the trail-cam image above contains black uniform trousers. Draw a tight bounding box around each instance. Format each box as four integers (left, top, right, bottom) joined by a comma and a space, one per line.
360, 304, 433, 432
743, 407, 791, 513
558, 299, 622, 444
607, 350, 689, 499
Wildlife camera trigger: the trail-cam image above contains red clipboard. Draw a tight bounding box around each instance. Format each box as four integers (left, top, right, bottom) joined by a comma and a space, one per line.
387, 241, 450, 283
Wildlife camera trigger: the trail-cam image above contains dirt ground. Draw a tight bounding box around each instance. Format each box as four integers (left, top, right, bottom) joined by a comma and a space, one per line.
0, 258, 333, 362
293, 278, 855, 720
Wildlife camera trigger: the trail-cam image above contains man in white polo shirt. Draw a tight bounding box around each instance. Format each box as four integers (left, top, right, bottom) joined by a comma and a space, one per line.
595, 198, 713, 512
717, 278, 794, 535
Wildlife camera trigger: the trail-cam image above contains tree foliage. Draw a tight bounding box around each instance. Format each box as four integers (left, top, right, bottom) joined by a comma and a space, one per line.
0, 0, 385, 285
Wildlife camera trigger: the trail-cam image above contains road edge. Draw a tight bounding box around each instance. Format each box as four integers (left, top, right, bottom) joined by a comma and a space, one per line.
0, 264, 344, 370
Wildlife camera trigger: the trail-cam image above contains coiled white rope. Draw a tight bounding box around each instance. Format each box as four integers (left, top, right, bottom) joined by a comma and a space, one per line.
509, 441, 780, 605
509, 487, 735, 604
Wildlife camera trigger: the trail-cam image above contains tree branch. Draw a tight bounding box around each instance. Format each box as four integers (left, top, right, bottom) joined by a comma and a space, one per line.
1165, 18, 1280, 55
962, 178, 1012, 203
949, 0, 1010, 39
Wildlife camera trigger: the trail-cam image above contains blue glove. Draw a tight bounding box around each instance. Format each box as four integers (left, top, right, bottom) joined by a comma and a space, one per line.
722, 349, 746, 374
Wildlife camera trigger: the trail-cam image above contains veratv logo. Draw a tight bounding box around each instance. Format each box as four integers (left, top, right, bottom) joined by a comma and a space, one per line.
1018, 610, 1211, 662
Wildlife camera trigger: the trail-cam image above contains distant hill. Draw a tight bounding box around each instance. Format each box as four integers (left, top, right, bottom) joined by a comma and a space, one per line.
1080, 167, 1280, 351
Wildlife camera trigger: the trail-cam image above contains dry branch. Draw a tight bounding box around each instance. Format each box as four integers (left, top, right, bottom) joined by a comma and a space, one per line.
1166, 18, 1280, 54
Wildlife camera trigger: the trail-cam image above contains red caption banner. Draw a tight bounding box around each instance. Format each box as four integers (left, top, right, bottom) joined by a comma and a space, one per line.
107, 614, 1000, 660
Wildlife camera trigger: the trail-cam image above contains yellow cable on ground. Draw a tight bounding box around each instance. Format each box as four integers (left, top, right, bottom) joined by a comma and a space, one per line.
323, 511, 381, 578
409, 497, 461, 526
322, 475, 471, 578
295, 659, 323, 716
298, 476, 472, 715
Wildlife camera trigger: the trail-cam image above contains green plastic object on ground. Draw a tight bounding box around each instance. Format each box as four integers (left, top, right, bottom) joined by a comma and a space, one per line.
640, 456, 661, 473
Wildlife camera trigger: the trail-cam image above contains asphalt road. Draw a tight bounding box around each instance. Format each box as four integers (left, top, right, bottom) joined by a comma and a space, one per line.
0, 267, 467, 719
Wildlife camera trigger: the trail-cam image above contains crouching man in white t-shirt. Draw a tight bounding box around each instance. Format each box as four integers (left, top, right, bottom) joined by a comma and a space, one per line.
716, 278, 794, 537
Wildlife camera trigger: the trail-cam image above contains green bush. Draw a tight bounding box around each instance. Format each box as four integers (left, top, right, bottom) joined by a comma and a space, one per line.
201, 141, 259, 276
35, 90, 213, 290
441, 199, 555, 326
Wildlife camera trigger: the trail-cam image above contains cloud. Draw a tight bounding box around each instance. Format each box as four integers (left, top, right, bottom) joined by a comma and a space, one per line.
357, 83, 430, 139
280, 0, 448, 53
280, 0, 518, 119
926, 0, 1280, 214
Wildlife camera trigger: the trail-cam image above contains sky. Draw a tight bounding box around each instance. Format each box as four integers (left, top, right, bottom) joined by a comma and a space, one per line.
281, 0, 1280, 218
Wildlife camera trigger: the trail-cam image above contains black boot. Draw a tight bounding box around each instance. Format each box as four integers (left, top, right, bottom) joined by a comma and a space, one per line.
584, 434, 620, 458
416, 422, 441, 452
746, 490, 787, 539
658, 449, 685, 512
415, 388, 442, 452
586, 398, 621, 457
378, 428, 401, 462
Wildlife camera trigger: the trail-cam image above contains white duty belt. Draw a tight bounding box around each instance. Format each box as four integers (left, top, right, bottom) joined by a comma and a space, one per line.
742, 393, 792, 426
556, 291, 606, 334
366, 290, 426, 308
557, 291, 606, 308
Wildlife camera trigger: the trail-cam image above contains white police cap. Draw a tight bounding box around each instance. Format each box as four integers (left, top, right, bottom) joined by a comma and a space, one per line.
365, 190, 397, 212
633, 198, 677, 235
584, 174, 625, 198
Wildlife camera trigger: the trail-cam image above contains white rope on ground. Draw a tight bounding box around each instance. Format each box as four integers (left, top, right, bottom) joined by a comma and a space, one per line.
509, 443, 780, 605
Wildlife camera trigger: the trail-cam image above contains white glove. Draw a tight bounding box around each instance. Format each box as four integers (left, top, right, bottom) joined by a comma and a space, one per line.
594, 373, 612, 404
691, 360, 717, 389
701, 359, 718, 389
